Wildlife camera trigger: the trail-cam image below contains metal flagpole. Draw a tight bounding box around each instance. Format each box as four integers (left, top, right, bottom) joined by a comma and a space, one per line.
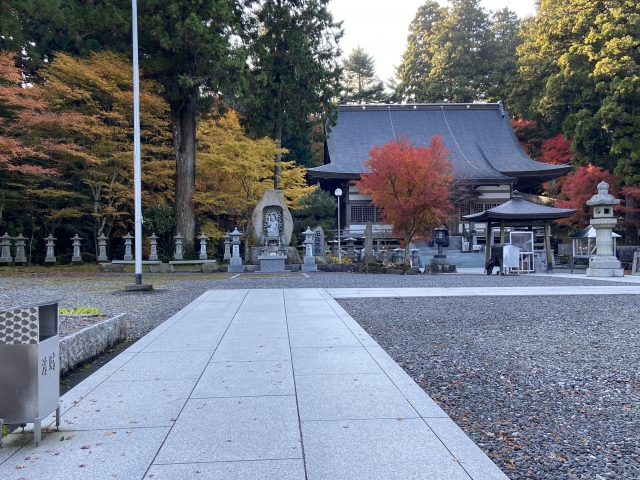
132, 0, 142, 285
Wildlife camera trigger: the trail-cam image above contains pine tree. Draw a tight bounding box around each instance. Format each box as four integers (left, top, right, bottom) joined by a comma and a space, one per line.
341, 47, 385, 104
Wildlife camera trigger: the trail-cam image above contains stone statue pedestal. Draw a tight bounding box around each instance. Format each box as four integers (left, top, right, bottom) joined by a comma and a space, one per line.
430, 255, 457, 273
258, 254, 287, 273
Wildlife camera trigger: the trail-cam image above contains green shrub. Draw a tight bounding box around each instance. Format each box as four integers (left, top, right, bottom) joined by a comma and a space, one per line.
59, 306, 102, 315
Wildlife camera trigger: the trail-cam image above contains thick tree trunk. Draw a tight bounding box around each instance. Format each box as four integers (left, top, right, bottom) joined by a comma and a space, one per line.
274, 125, 282, 190
171, 94, 198, 253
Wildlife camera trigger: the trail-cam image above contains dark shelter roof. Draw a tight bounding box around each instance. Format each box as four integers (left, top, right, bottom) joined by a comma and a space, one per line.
463, 191, 576, 222
308, 104, 572, 188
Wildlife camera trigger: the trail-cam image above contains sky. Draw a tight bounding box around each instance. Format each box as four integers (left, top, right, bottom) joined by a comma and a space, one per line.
328, 0, 537, 83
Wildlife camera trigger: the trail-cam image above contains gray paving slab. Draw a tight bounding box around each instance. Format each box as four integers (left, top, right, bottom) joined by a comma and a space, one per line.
107, 350, 212, 381
146, 459, 306, 480
291, 346, 382, 375
223, 323, 289, 340
141, 329, 225, 352
288, 325, 361, 348
231, 312, 289, 324
0, 426, 170, 479
286, 314, 347, 329
154, 396, 302, 464
200, 289, 248, 301
301, 418, 472, 480
192, 360, 295, 398
212, 337, 291, 362
61, 378, 196, 429
296, 373, 419, 421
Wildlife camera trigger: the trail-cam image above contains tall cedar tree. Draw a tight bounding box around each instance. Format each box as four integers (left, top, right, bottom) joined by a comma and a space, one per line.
355, 136, 453, 265
396, 0, 494, 103
242, 0, 343, 189
340, 47, 385, 104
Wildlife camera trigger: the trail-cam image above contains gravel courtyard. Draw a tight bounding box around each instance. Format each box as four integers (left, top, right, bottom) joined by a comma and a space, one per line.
1, 270, 639, 479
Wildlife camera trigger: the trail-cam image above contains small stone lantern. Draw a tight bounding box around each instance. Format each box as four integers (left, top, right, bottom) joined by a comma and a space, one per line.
71, 234, 83, 264
14, 233, 27, 265
123, 232, 134, 261
97, 234, 109, 262
148, 233, 159, 261
174, 233, 184, 260
411, 248, 421, 268
223, 232, 231, 261
430, 228, 456, 273
228, 228, 244, 273
0, 233, 13, 265
302, 226, 317, 272
586, 181, 623, 277
44, 234, 57, 265
345, 237, 356, 259
199, 233, 208, 260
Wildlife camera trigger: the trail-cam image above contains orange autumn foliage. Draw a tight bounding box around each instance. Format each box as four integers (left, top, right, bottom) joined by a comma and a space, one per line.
355, 136, 453, 264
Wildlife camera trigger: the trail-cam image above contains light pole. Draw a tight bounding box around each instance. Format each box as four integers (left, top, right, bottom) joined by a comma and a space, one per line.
335, 188, 342, 263
132, 0, 142, 285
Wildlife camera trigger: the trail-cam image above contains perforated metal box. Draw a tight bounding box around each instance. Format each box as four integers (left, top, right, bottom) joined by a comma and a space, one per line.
0, 302, 61, 445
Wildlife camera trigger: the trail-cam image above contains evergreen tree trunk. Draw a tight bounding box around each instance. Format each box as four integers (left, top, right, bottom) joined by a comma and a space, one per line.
171, 93, 198, 252
274, 124, 282, 189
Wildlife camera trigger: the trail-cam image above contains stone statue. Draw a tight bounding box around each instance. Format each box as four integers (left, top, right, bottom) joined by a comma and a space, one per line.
266, 211, 280, 238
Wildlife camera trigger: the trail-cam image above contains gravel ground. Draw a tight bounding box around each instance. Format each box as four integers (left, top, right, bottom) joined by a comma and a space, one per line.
2, 270, 639, 479
340, 295, 640, 480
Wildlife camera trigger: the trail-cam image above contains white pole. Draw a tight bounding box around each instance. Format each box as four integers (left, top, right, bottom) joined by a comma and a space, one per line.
132, 0, 143, 285
334, 188, 342, 263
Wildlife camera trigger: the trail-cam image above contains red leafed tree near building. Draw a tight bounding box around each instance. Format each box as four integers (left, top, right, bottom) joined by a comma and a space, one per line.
355, 136, 453, 265
555, 164, 616, 227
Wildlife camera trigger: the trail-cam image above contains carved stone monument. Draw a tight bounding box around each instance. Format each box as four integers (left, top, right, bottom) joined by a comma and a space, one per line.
363, 222, 376, 263
251, 189, 296, 272
313, 226, 325, 257
586, 181, 624, 277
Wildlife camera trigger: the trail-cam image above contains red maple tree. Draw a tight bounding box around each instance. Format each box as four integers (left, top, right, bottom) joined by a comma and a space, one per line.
355, 136, 453, 265
538, 134, 573, 165
554, 164, 616, 227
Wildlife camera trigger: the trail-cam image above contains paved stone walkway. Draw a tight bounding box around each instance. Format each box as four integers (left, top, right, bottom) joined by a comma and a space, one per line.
1, 288, 508, 480
2, 277, 639, 479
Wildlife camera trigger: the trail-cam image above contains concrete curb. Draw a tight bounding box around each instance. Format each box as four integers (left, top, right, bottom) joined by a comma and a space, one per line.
59, 313, 127, 376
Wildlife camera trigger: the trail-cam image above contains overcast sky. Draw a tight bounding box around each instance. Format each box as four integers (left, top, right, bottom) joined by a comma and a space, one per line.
328, 0, 537, 83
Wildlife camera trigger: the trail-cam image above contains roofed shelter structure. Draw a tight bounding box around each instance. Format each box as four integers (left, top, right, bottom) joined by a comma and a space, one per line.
308, 103, 572, 238
463, 191, 576, 273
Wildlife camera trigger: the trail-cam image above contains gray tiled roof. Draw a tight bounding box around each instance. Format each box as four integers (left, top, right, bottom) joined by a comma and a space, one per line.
309, 104, 572, 183
463, 191, 576, 221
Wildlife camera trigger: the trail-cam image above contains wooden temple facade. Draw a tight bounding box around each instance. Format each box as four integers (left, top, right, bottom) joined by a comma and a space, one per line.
308, 103, 572, 239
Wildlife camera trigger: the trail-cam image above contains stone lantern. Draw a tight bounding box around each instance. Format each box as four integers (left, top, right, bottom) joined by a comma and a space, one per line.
148, 233, 159, 261
586, 181, 623, 277
345, 237, 356, 259
0, 233, 13, 265
71, 234, 83, 264
123, 232, 134, 261
223, 232, 231, 261
199, 233, 208, 260
14, 233, 27, 265
302, 226, 318, 272
44, 234, 57, 265
97, 234, 109, 262
173, 233, 184, 260
430, 228, 456, 273
228, 228, 244, 273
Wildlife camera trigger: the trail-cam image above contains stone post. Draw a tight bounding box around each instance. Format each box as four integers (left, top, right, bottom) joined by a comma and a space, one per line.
363, 222, 376, 264
71, 234, 82, 264
302, 226, 318, 272
97, 234, 109, 262
223, 232, 231, 261
123, 232, 134, 261
411, 248, 421, 268
174, 233, 184, 260
44, 234, 57, 265
228, 228, 244, 273
14, 233, 27, 265
199, 233, 208, 260
0, 233, 13, 265
586, 181, 624, 277
313, 226, 325, 256
149, 233, 159, 261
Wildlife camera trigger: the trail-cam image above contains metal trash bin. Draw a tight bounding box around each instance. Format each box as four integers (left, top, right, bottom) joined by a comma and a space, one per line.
0, 301, 61, 446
